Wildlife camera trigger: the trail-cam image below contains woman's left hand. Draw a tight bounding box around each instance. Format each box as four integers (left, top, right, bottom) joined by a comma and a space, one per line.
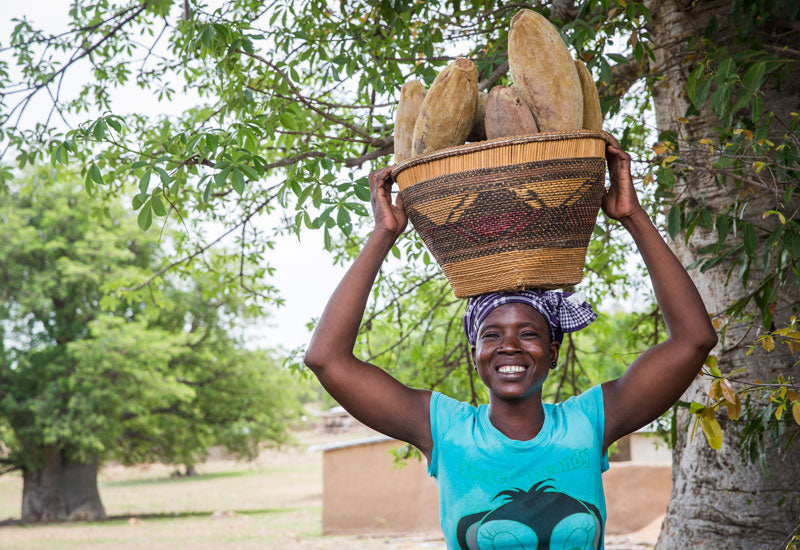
602, 134, 644, 221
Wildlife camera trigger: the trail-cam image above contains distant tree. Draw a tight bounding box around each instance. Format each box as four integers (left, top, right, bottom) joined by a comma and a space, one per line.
0, 168, 302, 521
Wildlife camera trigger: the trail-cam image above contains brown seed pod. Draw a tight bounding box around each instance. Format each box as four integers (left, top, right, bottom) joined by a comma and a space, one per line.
574, 60, 603, 130
484, 85, 538, 139
508, 9, 582, 131
412, 58, 478, 156
394, 80, 426, 163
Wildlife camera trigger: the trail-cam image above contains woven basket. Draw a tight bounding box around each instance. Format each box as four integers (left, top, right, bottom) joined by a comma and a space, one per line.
392, 131, 609, 298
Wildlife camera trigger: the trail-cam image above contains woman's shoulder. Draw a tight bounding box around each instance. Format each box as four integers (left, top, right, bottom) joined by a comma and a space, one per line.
430, 392, 480, 424
551, 385, 604, 416
431, 391, 478, 412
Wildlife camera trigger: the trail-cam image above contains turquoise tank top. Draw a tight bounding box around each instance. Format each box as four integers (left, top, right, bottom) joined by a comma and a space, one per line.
428, 385, 609, 549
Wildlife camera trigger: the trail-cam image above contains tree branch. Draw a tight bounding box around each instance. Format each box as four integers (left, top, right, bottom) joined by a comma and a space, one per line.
238, 50, 372, 138
478, 59, 509, 91
2, 4, 147, 127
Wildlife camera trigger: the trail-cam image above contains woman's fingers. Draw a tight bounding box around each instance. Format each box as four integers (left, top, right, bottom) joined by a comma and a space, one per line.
369, 166, 395, 195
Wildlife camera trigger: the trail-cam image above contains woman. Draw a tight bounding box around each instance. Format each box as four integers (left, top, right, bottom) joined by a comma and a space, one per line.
304, 135, 718, 549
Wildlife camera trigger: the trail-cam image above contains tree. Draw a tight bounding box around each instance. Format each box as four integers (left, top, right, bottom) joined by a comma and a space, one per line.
644, 3, 800, 547
0, 168, 303, 521
2, 0, 799, 544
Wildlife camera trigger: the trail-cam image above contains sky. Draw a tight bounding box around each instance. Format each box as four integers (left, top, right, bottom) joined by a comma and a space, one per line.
1, 1, 348, 352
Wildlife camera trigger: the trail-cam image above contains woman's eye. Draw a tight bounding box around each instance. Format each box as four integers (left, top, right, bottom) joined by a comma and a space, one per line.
481, 331, 499, 340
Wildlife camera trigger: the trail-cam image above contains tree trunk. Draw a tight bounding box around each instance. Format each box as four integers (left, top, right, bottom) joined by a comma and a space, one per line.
21, 445, 106, 522
647, 1, 800, 548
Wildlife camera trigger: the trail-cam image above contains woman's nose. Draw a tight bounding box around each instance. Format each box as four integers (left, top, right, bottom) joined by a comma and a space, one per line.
498, 334, 521, 352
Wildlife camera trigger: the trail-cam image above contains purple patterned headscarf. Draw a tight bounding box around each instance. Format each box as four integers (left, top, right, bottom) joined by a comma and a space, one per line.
463, 289, 598, 346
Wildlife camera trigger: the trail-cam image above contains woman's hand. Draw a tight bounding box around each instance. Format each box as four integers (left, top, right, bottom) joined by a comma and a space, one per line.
369, 165, 408, 239
602, 134, 644, 222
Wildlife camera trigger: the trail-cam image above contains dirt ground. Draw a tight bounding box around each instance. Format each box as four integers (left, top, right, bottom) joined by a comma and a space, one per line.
0, 425, 656, 549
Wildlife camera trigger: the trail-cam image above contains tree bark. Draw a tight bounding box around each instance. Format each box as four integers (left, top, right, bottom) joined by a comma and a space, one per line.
21, 445, 106, 522
647, 1, 800, 548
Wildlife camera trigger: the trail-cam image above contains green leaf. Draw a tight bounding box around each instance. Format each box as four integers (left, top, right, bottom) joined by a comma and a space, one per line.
717, 57, 736, 79
137, 201, 153, 230
151, 194, 167, 217
336, 206, 351, 234
712, 156, 736, 169
93, 119, 106, 140
89, 163, 104, 185
231, 168, 245, 195
323, 227, 332, 250
715, 215, 731, 245
691, 77, 712, 110
139, 170, 152, 193
668, 204, 683, 239
354, 184, 370, 201
743, 223, 757, 257
84, 172, 95, 197
742, 62, 766, 91
154, 167, 171, 185
730, 92, 751, 116
689, 401, 705, 414
131, 193, 146, 210
709, 84, 730, 118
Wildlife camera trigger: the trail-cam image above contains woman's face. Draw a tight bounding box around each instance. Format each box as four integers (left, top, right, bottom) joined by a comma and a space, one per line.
472, 303, 560, 401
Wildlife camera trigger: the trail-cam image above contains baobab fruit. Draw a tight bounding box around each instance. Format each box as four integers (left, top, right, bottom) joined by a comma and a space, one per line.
508, 9, 582, 131
574, 59, 603, 130
394, 80, 426, 163
412, 58, 478, 156
484, 86, 538, 139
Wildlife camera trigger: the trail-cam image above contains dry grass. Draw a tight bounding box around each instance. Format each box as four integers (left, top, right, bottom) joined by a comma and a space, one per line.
0, 427, 447, 549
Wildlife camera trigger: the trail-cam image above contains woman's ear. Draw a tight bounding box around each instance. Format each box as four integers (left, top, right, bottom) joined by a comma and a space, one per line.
550, 341, 561, 366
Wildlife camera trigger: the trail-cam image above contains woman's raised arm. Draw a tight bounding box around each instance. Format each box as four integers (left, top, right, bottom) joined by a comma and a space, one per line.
304, 166, 433, 459
600, 135, 718, 450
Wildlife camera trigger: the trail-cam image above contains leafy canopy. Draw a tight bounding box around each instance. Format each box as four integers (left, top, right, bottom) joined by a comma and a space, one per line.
0, 168, 302, 472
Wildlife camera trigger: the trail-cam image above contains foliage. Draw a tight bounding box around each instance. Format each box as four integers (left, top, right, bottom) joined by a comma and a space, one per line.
0, 168, 302, 473
1, 0, 798, 464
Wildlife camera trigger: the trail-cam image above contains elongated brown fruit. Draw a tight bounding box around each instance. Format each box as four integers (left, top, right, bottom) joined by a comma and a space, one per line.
466, 91, 488, 142
412, 58, 478, 156
394, 80, 426, 163
574, 60, 603, 130
485, 85, 538, 139
508, 9, 582, 131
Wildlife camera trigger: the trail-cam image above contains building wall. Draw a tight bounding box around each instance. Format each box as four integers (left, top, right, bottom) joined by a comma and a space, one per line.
321, 437, 671, 536
603, 462, 671, 534
322, 439, 440, 535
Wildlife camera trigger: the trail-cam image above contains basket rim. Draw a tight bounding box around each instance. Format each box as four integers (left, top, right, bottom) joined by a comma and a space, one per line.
391, 130, 611, 180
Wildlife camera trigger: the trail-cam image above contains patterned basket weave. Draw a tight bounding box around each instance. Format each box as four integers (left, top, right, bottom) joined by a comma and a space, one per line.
392, 131, 608, 298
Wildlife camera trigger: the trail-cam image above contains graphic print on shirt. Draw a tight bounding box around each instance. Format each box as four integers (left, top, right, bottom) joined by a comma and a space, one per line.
454, 480, 603, 550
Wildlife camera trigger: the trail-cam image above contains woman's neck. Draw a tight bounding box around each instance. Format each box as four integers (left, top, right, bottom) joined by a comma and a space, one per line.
487, 392, 545, 441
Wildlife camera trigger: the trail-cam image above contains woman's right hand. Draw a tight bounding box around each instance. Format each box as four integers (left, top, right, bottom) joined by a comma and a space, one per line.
369, 165, 408, 239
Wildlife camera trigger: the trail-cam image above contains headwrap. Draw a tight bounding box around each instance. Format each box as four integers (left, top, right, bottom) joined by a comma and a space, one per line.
463, 289, 598, 346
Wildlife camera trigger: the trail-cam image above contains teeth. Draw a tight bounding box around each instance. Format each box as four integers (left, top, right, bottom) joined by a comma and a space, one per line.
498, 365, 526, 374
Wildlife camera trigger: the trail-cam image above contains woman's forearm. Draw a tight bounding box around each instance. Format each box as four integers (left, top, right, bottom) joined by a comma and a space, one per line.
304, 230, 397, 368
621, 209, 717, 348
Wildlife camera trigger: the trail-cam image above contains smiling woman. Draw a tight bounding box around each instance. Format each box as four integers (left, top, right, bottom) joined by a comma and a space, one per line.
303, 135, 718, 550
